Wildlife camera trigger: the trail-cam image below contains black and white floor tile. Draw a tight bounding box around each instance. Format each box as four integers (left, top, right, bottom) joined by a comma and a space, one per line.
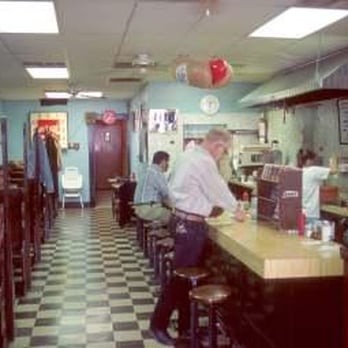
10, 199, 171, 348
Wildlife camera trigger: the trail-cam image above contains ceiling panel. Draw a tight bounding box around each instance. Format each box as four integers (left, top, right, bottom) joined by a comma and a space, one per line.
0, 0, 347, 100
55, 0, 136, 34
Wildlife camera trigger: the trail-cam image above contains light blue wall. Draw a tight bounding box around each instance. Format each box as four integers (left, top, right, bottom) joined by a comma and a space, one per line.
145, 81, 257, 112
128, 81, 259, 174
1, 99, 128, 202
1, 81, 259, 202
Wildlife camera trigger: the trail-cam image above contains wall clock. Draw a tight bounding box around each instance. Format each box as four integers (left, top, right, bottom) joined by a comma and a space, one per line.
200, 95, 220, 115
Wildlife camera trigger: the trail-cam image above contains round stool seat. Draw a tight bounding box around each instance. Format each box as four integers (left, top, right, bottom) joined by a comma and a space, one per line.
190, 284, 231, 306
148, 220, 167, 229
174, 267, 209, 284
156, 237, 174, 249
148, 228, 169, 239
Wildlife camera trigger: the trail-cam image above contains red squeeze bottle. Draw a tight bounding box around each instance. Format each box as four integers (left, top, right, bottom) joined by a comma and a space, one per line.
242, 191, 249, 202
297, 210, 306, 236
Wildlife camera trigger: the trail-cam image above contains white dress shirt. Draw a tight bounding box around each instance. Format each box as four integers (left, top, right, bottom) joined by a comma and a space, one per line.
302, 166, 330, 219
169, 146, 238, 217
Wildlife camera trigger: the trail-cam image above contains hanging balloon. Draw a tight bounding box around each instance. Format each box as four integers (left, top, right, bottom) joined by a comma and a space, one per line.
172, 57, 212, 88
102, 109, 117, 125
172, 56, 233, 89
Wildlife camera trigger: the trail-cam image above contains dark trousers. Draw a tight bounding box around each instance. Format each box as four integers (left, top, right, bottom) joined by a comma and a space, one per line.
150, 215, 208, 332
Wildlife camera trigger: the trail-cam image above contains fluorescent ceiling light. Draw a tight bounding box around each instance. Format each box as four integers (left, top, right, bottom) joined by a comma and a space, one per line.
44, 91, 71, 99
75, 91, 103, 99
44, 90, 103, 99
0, 1, 58, 33
249, 7, 348, 39
26, 67, 69, 79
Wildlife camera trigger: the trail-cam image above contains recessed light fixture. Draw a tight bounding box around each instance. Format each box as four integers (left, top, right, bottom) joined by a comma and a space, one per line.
44, 90, 103, 99
0, 1, 59, 33
26, 66, 69, 79
44, 91, 72, 99
249, 7, 348, 39
75, 91, 103, 99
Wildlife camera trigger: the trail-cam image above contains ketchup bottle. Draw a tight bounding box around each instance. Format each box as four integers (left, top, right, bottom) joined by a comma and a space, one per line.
242, 191, 249, 202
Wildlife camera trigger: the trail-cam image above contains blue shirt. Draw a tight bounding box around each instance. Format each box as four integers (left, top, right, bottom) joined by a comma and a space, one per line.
134, 163, 169, 204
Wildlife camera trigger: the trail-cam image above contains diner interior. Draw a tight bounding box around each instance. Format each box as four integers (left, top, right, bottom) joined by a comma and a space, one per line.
1, 0, 348, 347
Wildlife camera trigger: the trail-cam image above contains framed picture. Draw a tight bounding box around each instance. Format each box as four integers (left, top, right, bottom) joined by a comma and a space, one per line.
338, 99, 348, 144
148, 109, 178, 133
30, 112, 68, 148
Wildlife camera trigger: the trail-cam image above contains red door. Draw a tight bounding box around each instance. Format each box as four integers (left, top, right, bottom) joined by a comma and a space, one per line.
89, 120, 127, 191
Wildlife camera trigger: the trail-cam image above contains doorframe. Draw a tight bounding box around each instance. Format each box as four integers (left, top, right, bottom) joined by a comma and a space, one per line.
87, 119, 128, 206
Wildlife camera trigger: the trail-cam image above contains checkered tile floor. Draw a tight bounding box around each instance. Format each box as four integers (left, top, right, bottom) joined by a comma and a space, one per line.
10, 205, 171, 348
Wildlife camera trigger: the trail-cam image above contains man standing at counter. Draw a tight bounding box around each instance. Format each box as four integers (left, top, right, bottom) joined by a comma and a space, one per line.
149, 128, 244, 345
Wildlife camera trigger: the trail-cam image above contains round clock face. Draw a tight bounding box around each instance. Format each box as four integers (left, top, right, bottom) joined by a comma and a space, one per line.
200, 95, 220, 115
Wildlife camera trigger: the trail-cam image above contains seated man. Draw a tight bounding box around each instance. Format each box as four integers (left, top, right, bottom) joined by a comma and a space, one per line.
133, 151, 172, 223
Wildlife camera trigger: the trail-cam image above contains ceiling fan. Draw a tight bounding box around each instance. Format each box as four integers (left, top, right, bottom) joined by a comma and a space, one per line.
113, 53, 170, 74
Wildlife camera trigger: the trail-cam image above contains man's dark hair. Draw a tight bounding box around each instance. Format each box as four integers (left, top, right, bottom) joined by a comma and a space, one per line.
152, 151, 170, 165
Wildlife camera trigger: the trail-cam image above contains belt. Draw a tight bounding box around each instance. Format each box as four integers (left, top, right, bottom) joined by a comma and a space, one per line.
173, 209, 206, 222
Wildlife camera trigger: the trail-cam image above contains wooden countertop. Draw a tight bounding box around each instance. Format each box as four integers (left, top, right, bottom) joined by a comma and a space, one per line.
207, 214, 343, 280
321, 204, 348, 218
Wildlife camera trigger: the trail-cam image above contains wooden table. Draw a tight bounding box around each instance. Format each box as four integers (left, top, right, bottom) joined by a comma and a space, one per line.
205, 214, 344, 348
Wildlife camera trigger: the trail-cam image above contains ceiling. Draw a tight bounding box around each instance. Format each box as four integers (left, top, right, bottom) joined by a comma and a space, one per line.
0, 0, 348, 101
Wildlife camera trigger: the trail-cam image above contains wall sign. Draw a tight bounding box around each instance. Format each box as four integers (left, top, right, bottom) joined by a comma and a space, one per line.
338, 99, 348, 144
30, 112, 68, 148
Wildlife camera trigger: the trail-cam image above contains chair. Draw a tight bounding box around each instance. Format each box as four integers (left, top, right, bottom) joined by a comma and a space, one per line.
61, 167, 84, 208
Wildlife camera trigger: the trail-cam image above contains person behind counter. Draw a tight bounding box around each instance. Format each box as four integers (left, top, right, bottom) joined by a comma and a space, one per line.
149, 128, 245, 346
263, 139, 282, 165
302, 150, 337, 222
133, 151, 172, 223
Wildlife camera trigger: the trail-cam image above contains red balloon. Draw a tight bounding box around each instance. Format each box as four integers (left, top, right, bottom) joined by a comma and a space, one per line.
209, 58, 228, 85
172, 56, 233, 89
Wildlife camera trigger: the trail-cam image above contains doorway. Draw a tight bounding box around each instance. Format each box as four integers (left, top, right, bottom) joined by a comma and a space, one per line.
88, 120, 128, 206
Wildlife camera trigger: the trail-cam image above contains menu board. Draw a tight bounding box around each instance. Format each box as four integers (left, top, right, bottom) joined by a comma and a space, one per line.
338, 99, 348, 144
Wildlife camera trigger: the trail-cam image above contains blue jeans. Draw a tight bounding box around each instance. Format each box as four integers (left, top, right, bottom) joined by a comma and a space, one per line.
150, 214, 208, 332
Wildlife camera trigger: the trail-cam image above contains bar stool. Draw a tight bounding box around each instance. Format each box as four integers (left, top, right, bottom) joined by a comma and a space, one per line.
156, 237, 174, 280
147, 227, 169, 267
135, 216, 149, 248
143, 220, 166, 258
172, 267, 209, 338
160, 250, 174, 287
135, 216, 163, 257
189, 284, 231, 348
174, 267, 209, 288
